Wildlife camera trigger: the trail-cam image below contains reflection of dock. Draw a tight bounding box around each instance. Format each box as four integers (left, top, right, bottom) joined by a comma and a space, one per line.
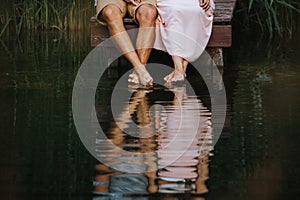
93, 86, 216, 195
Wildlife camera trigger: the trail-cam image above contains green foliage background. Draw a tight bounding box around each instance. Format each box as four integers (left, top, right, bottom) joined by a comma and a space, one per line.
0, 0, 299, 37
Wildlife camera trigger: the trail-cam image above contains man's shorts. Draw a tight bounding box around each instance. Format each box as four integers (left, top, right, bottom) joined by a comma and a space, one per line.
96, 0, 156, 25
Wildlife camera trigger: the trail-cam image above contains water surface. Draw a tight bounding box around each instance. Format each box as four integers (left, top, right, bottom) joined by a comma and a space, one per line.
0, 32, 300, 199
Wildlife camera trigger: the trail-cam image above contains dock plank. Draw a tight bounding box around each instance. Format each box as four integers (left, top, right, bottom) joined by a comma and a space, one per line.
214, 0, 237, 23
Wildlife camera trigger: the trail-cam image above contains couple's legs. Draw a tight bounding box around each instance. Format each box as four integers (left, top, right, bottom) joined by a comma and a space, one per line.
101, 3, 156, 86
164, 56, 189, 83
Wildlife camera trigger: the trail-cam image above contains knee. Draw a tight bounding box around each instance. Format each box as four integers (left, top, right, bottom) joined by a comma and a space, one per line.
101, 5, 122, 23
136, 4, 157, 25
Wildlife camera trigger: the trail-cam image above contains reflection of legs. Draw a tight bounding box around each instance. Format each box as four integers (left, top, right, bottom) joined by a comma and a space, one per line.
128, 90, 151, 126
128, 4, 156, 85
195, 155, 209, 194
170, 86, 187, 106
164, 56, 186, 82
102, 5, 153, 86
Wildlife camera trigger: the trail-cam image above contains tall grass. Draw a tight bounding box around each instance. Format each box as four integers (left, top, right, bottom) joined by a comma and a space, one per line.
235, 0, 300, 37
0, 0, 94, 37
1, 0, 300, 38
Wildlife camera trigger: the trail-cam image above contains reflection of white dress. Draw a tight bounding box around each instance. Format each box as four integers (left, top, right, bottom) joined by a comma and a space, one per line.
157, 95, 213, 187
154, 0, 215, 62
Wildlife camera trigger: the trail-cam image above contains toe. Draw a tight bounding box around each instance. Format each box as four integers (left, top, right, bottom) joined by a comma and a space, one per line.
133, 79, 139, 84
147, 78, 153, 85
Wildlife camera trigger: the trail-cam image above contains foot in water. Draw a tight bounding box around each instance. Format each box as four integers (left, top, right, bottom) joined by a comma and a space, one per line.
164, 70, 186, 83
128, 65, 153, 86
128, 71, 139, 84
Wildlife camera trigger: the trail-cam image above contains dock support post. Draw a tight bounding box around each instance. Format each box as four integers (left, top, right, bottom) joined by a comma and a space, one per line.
206, 47, 224, 68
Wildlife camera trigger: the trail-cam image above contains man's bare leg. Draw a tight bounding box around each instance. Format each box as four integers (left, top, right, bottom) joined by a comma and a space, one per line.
102, 5, 153, 85
128, 4, 157, 84
136, 4, 157, 64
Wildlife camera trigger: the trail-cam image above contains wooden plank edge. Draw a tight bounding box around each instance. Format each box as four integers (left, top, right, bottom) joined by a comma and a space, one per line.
207, 25, 232, 47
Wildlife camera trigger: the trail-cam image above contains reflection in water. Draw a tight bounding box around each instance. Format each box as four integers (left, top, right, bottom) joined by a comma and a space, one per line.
93, 85, 213, 196
1, 31, 299, 199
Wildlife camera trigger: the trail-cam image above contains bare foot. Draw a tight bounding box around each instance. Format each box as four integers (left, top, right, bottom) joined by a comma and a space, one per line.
164, 71, 175, 82
128, 71, 140, 84
171, 70, 185, 82
164, 70, 186, 83
135, 65, 153, 86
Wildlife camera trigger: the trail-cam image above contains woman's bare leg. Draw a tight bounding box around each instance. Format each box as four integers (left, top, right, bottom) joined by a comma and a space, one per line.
183, 59, 188, 72
164, 56, 186, 82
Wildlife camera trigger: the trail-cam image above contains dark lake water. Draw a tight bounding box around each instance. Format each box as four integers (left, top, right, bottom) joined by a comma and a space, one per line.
0, 31, 300, 200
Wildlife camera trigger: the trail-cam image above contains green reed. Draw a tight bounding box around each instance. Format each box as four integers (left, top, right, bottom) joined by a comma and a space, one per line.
235, 0, 300, 37
0, 0, 94, 37
1, 0, 299, 38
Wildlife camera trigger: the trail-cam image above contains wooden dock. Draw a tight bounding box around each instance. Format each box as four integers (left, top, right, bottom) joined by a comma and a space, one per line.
90, 0, 237, 67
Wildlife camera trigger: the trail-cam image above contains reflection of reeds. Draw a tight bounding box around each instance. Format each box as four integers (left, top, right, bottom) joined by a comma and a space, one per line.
236, 0, 300, 37
0, 0, 94, 37
0, 30, 91, 90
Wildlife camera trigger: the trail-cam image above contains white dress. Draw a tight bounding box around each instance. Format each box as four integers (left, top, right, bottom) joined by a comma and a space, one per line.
154, 0, 215, 62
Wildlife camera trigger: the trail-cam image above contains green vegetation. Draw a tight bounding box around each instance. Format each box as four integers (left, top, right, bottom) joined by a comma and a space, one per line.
236, 0, 300, 37
0, 0, 299, 38
0, 0, 94, 37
